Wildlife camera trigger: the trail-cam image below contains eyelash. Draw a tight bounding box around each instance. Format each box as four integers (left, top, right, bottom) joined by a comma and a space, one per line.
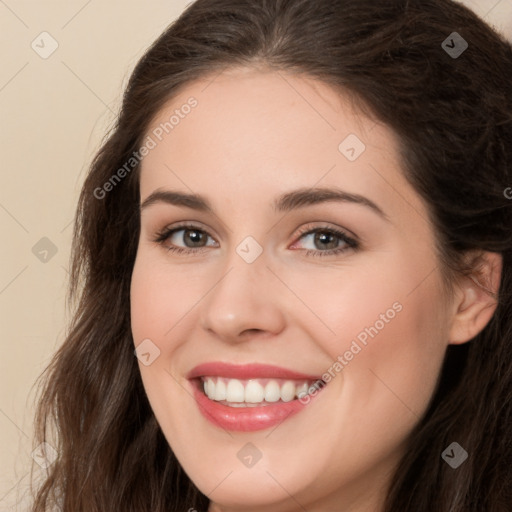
152, 223, 359, 258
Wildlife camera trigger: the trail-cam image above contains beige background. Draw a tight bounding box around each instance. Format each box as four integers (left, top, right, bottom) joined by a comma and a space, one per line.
1, 0, 511, 509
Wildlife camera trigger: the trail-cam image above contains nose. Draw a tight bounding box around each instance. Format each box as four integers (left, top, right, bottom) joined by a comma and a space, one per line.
199, 248, 286, 344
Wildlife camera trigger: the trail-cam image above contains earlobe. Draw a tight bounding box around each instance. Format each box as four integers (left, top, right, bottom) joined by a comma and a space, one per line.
448, 251, 502, 345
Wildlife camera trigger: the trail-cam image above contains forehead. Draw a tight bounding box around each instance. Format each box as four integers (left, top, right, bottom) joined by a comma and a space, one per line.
139, 66, 427, 223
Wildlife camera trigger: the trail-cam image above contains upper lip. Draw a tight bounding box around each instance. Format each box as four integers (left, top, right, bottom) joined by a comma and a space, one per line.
187, 362, 322, 381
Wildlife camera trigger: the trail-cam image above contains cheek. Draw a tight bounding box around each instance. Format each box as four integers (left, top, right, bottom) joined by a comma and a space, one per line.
129, 256, 194, 406
129, 255, 202, 440
321, 267, 447, 431
130, 254, 201, 342
286, 249, 449, 428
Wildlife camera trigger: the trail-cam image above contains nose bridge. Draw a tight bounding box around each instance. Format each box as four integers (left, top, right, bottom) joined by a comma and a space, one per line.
199, 239, 285, 340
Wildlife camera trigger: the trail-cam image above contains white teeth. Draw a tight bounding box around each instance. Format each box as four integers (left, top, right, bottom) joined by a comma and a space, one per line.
206, 379, 216, 399
226, 379, 245, 402
264, 380, 281, 402
201, 377, 321, 404
245, 380, 265, 403
281, 381, 296, 402
295, 382, 309, 399
215, 379, 227, 400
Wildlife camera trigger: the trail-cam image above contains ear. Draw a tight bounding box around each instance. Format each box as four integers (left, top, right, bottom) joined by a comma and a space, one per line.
448, 251, 502, 345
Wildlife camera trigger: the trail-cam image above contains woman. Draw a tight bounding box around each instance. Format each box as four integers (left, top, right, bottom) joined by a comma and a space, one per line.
31, 0, 512, 510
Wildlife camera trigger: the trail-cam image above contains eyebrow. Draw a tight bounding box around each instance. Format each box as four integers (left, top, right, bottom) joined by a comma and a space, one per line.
140, 187, 389, 220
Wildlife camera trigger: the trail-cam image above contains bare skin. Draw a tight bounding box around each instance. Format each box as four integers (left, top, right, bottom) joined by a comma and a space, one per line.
130, 66, 501, 512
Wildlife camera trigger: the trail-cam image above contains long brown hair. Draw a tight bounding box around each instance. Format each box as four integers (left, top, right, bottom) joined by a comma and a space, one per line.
30, 0, 512, 510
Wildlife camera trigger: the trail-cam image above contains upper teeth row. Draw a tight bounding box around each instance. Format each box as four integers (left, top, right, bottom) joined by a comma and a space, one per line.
202, 377, 313, 403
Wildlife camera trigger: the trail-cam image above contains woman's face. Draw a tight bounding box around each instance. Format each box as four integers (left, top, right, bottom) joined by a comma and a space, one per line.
130, 67, 455, 511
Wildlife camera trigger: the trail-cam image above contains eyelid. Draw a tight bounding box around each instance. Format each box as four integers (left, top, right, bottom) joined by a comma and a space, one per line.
291, 221, 357, 242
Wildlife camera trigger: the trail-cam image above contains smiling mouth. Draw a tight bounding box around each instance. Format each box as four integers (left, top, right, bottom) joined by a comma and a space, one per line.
197, 376, 325, 407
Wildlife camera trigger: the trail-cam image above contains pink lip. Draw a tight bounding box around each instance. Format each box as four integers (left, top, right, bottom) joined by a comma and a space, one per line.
187, 362, 325, 432
187, 362, 322, 380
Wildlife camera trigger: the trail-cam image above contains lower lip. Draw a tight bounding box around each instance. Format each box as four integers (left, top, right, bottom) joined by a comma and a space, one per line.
191, 380, 323, 432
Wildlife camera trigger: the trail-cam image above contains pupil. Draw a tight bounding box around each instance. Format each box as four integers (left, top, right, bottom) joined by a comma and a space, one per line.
315, 232, 337, 250
185, 230, 204, 247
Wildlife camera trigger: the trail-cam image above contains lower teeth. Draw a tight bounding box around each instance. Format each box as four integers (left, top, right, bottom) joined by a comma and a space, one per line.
220, 400, 283, 407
